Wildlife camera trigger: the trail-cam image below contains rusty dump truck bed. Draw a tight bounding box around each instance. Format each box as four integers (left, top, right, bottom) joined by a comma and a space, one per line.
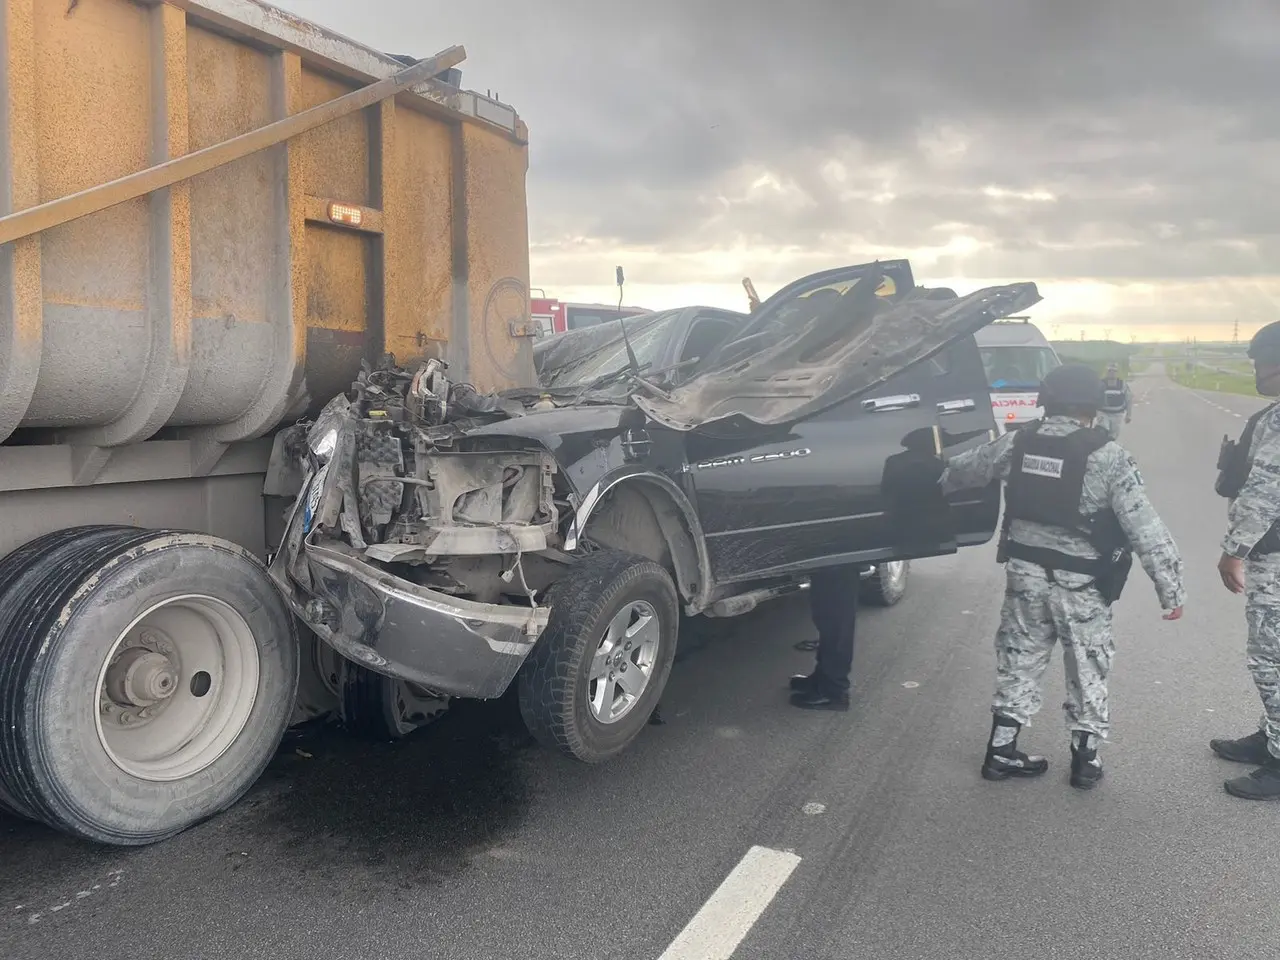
0, 0, 533, 455
0, 0, 538, 847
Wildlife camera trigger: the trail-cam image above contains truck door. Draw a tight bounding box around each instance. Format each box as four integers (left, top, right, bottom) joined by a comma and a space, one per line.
683, 335, 999, 586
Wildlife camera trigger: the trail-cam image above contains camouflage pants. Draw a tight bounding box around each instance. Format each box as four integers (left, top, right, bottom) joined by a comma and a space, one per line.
1096, 411, 1126, 439
1244, 554, 1280, 760
992, 559, 1115, 739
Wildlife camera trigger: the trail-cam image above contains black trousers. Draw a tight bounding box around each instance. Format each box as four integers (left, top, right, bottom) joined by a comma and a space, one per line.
809, 564, 862, 692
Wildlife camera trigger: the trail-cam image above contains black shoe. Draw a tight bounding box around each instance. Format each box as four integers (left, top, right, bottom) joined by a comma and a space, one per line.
789, 687, 850, 711
789, 672, 819, 692
1069, 733, 1103, 790
981, 714, 1048, 781
1210, 730, 1272, 765
1224, 757, 1280, 800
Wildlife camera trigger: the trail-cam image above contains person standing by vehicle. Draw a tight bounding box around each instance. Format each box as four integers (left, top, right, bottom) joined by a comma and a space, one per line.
939, 364, 1184, 788
1097, 363, 1132, 439
1212, 321, 1280, 800
789, 565, 864, 711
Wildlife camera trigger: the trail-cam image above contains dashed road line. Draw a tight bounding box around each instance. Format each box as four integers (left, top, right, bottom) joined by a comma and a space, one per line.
1187, 390, 1244, 418
658, 846, 801, 960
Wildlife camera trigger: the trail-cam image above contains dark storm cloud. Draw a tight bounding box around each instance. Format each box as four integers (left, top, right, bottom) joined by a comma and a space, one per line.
273, 0, 1280, 285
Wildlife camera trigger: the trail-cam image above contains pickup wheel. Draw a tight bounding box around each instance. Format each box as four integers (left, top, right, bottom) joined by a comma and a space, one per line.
518, 550, 679, 763
861, 560, 909, 607
0, 527, 298, 845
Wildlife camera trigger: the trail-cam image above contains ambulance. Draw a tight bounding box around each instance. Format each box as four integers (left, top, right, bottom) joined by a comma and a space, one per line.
975, 318, 1063, 432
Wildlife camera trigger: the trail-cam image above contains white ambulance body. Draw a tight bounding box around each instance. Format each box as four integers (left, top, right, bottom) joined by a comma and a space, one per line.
975, 318, 1063, 433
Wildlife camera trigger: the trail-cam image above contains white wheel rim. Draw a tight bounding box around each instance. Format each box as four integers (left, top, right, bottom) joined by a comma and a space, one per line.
95, 595, 261, 782
587, 600, 661, 725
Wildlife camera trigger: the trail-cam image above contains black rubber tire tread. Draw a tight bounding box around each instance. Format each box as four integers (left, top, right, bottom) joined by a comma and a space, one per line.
341, 664, 409, 741
0, 527, 298, 845
860, 561, 910, 607
517, 549, 679, 763
0, 527, 135, 819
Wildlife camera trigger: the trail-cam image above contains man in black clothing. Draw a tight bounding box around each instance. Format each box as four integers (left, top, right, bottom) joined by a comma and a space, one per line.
789, 564, 864, 710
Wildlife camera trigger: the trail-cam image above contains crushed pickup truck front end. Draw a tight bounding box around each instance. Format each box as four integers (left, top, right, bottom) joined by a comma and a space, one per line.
268, 361, 560, 699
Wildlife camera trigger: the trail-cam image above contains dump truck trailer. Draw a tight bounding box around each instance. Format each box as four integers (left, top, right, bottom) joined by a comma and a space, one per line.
0, 0, 532, 845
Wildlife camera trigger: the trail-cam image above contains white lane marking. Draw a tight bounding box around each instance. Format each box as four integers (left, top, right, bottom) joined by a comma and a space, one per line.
659, 846, 802, 960
1185, 389, 1254, 418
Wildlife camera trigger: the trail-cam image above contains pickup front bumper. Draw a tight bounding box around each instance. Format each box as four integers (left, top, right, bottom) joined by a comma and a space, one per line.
277, 539, 550, 700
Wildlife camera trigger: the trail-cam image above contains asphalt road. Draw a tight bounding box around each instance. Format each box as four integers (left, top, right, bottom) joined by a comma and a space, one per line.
3, 367, 1277, 960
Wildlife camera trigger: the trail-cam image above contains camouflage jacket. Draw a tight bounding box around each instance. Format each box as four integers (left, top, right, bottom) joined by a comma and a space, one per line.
939, 417, 1185, 610
1223, 402, 1280, 559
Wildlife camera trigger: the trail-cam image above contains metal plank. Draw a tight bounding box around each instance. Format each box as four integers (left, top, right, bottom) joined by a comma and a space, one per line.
0, 0, 42, 444
194, 48, 308, 444
169, 0, 523, 138
0, 45, 462, 247
65, 2, 194, 449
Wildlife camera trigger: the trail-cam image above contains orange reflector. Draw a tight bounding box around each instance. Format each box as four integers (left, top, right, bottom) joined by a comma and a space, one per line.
1006, 412, 1016, 420
328, 203, 363, 227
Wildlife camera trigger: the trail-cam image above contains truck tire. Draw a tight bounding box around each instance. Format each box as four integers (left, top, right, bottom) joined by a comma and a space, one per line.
861, 560, 909, 607
339, 659, 450, 740
0, 527, 298, 845
0, 525, 133, 818
518, 550, 679, 763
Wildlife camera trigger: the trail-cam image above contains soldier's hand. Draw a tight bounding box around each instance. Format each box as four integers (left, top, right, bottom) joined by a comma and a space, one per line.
1162, 606, 1183, 621
1218, 552, 1246, 594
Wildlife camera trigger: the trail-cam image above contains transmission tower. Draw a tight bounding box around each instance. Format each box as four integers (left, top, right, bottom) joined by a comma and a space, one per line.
1103, 328, 1112, 341
1233, 320, 1240, 344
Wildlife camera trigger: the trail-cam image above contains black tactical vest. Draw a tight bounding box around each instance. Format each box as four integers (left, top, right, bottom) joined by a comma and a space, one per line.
1000, 421, 1130, 582
1216, 401, 1280, 557
1100, 381, 1127, 413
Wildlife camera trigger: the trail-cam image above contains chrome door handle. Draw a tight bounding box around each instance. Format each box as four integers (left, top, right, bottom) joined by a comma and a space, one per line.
862, 393, 921, 412
936, 398, 977, 414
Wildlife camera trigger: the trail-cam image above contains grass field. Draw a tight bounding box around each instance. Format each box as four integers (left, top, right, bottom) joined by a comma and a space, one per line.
1169, 364, 1260, 397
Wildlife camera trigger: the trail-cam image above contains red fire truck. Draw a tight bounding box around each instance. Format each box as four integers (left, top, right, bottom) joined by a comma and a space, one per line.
529, 292, 651, 338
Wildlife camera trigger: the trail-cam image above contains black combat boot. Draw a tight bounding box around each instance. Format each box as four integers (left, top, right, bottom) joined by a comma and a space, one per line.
1224, 755, 1280, 800
981, 715, 1049, 781
1210, 730, 1272, 765
1070, 732, 1103, 790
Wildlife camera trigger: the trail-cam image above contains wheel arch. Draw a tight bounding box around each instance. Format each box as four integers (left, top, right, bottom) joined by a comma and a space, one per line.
564, 470, 712, 614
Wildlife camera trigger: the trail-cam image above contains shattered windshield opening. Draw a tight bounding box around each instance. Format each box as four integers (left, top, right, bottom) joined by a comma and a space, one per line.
980, 346, 1060, 389
538, 311, 678, 389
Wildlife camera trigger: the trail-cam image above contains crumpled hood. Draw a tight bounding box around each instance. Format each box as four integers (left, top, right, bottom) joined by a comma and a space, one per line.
634, 270, 1042, 431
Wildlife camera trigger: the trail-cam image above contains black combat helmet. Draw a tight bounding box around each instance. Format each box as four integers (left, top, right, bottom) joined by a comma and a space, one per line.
1037, 363, 1104, 411
1248, 321, 1280, 365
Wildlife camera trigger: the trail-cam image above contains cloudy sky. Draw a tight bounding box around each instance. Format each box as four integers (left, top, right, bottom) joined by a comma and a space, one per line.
275, 0, 1280, 342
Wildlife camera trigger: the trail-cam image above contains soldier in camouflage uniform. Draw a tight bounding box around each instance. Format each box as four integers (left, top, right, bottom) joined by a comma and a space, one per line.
940, 363, 1185, 789
1096, 363, 1133, 440
1212, 320, 1280, 800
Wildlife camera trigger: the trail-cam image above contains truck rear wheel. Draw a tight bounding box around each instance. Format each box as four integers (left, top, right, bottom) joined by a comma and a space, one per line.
0, 527, 298, 845
517, 550, 679, 763
861, 560, 909, 607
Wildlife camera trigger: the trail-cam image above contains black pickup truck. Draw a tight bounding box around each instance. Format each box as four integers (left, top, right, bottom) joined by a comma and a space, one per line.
269, 258, 1039, 760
